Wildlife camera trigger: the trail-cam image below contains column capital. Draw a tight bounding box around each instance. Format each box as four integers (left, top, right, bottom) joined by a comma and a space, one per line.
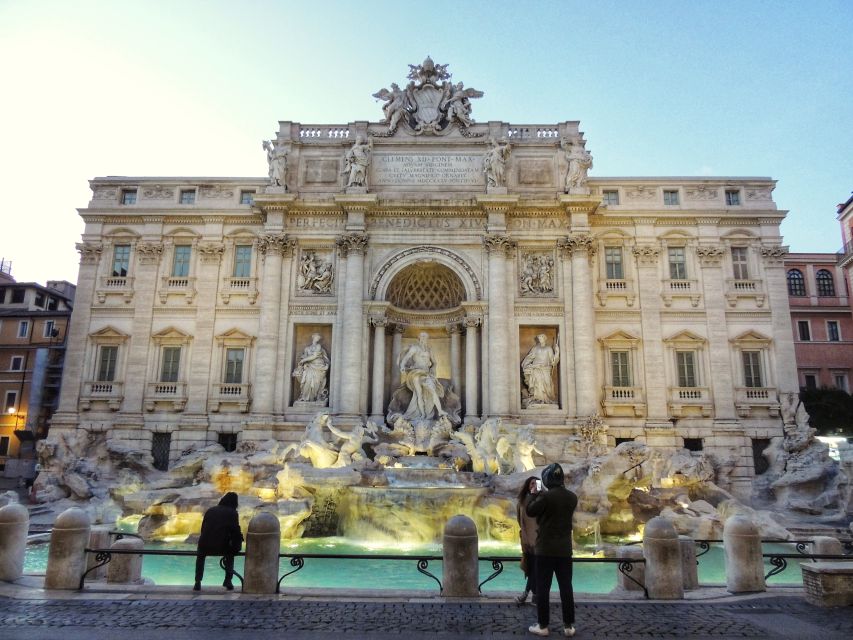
136, 242, 164, 265
632, 244, 661, 265
76, 242, 103, 265
370, 316, 388, 329
393, 322, 408, 334
336, 232, 368, 257
557, 234, 595, 257
463, 316, 482, 329
446, 322, 462, 335
760, 244, 789, 266
258, 233, 296, 258
483, 234, 517, 256
696, 244, 726, 267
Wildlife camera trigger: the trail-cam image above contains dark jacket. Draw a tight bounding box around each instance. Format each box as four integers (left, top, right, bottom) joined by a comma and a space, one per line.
525, 486, 577, 557
197, 493, 243, 555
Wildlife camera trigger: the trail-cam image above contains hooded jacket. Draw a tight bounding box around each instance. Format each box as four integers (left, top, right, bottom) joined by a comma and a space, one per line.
197, 492, 243, 555
525, 485, 577, 557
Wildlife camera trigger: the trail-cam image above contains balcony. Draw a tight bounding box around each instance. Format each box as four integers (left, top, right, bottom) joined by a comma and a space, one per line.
220, 276, 259, 305
735, 386, 780, 418
158, 276, 197, 304
597, 279, 636, 307
661, 279, 701, 308
80, 380, 124, 411
601, 386, 645, 417
144, 381, 188, 412
668, 386, 712, 417
96, 276, 135, 304
209, 383, 251, 412
725, 279, 766, 308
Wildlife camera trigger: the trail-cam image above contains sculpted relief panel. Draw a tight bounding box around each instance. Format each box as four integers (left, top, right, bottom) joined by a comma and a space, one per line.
297, 250, 334, 295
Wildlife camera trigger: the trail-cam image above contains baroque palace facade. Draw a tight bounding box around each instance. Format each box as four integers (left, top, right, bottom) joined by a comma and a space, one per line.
51, 60, 796, 498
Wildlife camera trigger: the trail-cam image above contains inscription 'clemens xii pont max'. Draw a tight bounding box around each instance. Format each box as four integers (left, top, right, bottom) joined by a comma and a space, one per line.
372, 154, 483, 186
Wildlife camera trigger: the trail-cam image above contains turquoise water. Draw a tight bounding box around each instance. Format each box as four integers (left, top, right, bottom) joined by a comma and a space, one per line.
23, 539, 802, 592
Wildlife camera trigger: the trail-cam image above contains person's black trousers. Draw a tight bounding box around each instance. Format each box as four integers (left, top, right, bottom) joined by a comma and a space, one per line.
534, 555, 575, 628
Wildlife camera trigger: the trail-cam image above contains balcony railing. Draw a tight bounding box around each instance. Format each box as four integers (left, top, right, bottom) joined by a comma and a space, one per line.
668, 387, 712, 417
220, 276, 259, 304
597, 279, 635, 306
735, 386, 780, 418
81, 380, 124, 411
210, 383, 251, 412
144, 382, 187, 412
725, 279, 765, 308
159, 276, 197, 304
97, 276, 135, 303
602, 386, 646, 417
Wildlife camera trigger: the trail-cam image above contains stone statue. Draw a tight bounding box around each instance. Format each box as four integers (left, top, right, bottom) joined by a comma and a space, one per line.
343, 136, 373, 188
327, 420, 379, 468
440, 81, 482, 128
372, 82, 412, 133
283, 412, 338, 468
450, 419, 502, 474
292, 334, 330, 403
263, 140, 288, 188
521, 333, 560, 407
495, 423, 542, 473
483, 138, 511, 187
398, 332, 447, 422
561, 137, 592, 194
297, 252, 334, 294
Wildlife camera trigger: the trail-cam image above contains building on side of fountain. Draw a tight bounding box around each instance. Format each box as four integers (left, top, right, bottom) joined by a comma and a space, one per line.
48, 59, 798, 500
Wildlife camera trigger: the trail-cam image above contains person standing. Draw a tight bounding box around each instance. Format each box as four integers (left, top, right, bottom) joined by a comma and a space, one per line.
525, 463, 578, 637
194, 492, 243, 591
516, 476, 539, 604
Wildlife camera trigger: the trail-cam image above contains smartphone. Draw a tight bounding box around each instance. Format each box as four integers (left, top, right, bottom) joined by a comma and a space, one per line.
535, 479, 543, 492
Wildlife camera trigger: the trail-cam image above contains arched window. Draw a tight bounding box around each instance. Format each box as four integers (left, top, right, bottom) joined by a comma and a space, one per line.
787, 269, 806, 296
816, 269, 835, 296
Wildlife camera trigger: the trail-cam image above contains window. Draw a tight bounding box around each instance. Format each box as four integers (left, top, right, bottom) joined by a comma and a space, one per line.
179, 189, 196, 205
835, 374, 849, 392
797, 321, 811, 341
816, 269, 835, 296
827, 321, 840, 342
10, 356, 23, 371
4, 391, 17, 413
97, 346, 118, 382
240, 191, 255, 205
803, 374, 817, 390
610, 351, 631, 387
11, 289, 25, 303
233, 245, 252, 278
225, 348, 244, 384
112, 244, 131, 277
614, 437, 634, 447
121, 189, 137, 205
35, 292, 45, 307
0, 288, 5, 303
218, 433, 238, 452
742, 351, 763, 387
47, 297, 58, 311
17, 321, 29, 338
602, 190, 619, 205
725, 190, 741, 206
663, 190, 679, 205
43, 320, 55, 338
172, 245, 192, 277
160, 347, 181, 383
752, 438, 770, 475
668, 247, 687, 280
676, 351, 697, 387
151, 433, 171, 471
787, 269, 806, 296
0, 436, 8, 456
604, 246, 623, 279
731, 247, 749, 280
683, 438, 703, 452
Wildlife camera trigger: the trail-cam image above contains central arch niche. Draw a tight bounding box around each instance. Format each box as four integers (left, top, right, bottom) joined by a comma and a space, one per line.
385, 262, 466, 310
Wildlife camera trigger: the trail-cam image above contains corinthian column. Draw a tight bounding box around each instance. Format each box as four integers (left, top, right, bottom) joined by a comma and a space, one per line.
336, 233, 368, 416
390, 324, 405, 391
464, 316, 480, 422
448, 323, 462, 395
370, 317, 387, 422
559, 235, 597, 416
484, 235, 516, 416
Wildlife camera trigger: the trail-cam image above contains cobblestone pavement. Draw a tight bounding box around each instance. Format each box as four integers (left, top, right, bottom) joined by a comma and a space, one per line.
1, 596, 853, 640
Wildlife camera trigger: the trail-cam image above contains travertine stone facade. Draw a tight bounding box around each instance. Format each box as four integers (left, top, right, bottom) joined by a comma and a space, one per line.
51, 60, 797, 496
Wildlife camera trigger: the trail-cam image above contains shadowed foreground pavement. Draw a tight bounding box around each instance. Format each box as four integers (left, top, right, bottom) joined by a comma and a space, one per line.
2, 594, 853, 640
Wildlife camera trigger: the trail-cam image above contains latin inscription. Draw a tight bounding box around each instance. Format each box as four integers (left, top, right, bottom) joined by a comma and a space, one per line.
372, 154, 483, 186
369, 217, 485, 230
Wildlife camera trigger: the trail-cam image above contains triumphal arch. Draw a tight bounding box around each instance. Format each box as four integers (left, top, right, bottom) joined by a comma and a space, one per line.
51, 58, 796, 496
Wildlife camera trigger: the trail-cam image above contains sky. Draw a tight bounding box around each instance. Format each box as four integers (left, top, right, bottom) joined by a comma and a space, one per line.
1, 0, 851, 285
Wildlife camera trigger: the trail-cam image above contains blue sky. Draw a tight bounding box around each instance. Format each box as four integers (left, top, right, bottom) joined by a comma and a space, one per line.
1, 0, 850, 284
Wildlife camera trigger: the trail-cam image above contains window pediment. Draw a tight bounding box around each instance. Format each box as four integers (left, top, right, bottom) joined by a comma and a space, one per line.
731, 330, 771, 347
89, 326, 130, 343
663, 330, 706, 347
599, 329, 640, 347
151, 327, 193, 344
215, 328, 255, 346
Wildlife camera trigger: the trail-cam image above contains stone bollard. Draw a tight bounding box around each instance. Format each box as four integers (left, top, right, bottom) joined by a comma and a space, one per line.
0, 503, 29, 582
723, 515, 765, 593
679, 536, 699, 590
107, 537, 143, 584
643, 517, 683, 599
45, 508, 91, 589
442, 514, 478, 597
86, 526, 111, 581
244, 512, 280, 594
812, 536, 843, 562
615, 545, 645, 591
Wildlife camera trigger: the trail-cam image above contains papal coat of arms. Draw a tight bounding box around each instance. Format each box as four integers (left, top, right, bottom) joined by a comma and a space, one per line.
372, 57, 484, 136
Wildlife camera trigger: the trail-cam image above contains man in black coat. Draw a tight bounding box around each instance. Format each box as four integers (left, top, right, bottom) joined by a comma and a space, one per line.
525, 463, 578, 637
194, 492, 243, 591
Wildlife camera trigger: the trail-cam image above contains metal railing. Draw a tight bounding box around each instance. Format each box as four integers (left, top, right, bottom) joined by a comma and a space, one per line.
693, 539, 853, 580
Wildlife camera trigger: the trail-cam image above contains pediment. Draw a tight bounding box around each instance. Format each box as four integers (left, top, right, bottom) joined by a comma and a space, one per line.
599, 329, 640, 346
664, 330, 706, 345
731, 330, 771, 346
89, 325, 129, 341
215, 328, 255, 345
151, 326, 192, 342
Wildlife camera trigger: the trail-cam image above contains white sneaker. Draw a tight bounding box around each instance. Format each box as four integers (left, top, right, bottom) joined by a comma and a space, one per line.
528, 624, 550, 636
564, 626, 576, 637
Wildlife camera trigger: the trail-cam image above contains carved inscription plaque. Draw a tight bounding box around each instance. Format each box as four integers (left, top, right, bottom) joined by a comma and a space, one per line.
372, 154, 483, 186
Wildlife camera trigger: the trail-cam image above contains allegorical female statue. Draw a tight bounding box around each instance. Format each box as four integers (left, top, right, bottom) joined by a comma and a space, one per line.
521, 333, 560, 407
292, 333, 330, 403
398, 332, 447, 421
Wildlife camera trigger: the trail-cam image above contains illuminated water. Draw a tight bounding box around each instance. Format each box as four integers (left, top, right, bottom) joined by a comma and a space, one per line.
23, 539, 801, 592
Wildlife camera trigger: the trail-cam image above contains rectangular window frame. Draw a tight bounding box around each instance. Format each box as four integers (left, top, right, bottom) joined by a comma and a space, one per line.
742, 350, 763, 388
803, 374, 818, 390
676, 350, 698, 388
604, 246, 624, 280
179, 189, 196, 205
233, 245, 252, 278
668, 246, 687, 280
160, 346, 181, 383
610, 350, 631, 387
827, 320, 841, 342
96, 345, 118, 382
43, 320, 55, 338
725, 190, 741, 206
4, 391, 17, 413
240, 190, 255, 205
663, 190, 680, 206
731, 247, 749, 280
797, 320, 811, 341
112, 244, 131, 277
10, 356, 23, 371
834, 373, 849, 392
17, 321, 29, 338
121, 189, 137, 205
224, 348, 245, 384
602, 190, 620, 205
172, 245, 192, 277
0, 436, 9, 456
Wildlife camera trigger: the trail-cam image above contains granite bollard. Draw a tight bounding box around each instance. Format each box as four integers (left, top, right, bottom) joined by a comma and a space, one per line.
442, 514, 478, 597
244, 512, 280, 594
86, 526, 111, 580
679, 535, 699, 590
107, 537, 143, 584
812, 536, 843, 562
723, 515, 765, 593
0, 503, 29, 582
45, 508, 91, 589
615, 545, 645, 591
643, 516, 683, 599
